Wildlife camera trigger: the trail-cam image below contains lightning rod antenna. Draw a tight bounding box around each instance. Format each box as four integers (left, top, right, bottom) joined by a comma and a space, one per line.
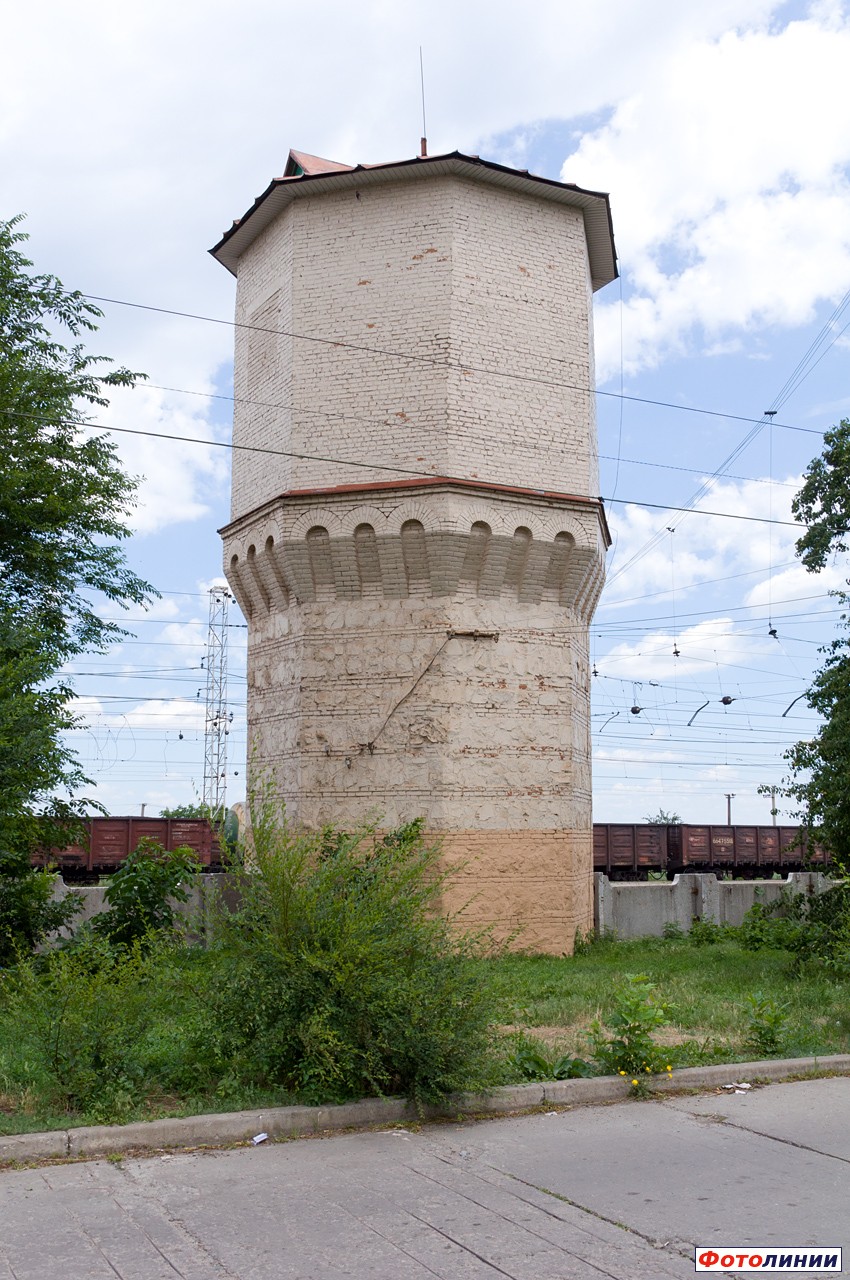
419, 47, 428, 157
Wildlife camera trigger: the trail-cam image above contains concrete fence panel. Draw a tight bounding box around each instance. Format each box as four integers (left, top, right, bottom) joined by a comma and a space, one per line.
594, 871, 831, 940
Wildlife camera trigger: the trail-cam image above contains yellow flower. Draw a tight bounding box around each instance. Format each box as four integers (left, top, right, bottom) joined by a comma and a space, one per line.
631, 1078, 638, 1086
619, 1070, 626, 1076
666, 1065, 672, 1071
645, 1067, 651, 1073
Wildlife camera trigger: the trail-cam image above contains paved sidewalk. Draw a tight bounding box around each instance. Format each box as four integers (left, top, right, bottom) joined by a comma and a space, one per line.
1, 1077, 847, 1278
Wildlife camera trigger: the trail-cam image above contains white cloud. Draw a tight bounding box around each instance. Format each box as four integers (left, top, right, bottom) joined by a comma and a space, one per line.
601, 472, 820, 604
98, 383, 228, 535
97, 595, 182, 624
73, 695, 206, 733
570, 11, 850, 378
156, 620, 206, 649
601, 616, 778, 681
3, 2, 843, 538
743, 559, 847, 606
0, 0, 802, 541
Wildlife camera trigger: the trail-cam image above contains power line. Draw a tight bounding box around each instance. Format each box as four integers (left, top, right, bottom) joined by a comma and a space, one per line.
140, 379, 806, 491
599, 453, 800, 488
0, 404, 813, 532
83, 292, 827, 436
604, 493, 802, 529
592, 758, 789, 769
599, 561, 800, 608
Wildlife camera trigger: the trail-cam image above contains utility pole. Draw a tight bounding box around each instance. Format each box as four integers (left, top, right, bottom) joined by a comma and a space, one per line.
769, 786, 778, 826
203, 587, 230, 815
724, 792, 736, 825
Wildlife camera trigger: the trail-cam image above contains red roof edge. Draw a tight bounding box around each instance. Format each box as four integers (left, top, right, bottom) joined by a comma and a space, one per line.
220, 474, 612, 546
284, 149, 353, 177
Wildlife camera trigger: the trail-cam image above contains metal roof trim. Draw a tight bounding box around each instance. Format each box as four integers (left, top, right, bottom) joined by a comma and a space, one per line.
210, 151, 617, 290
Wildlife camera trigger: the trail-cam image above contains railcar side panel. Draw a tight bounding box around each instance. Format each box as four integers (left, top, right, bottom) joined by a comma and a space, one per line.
596, 822, 828, 877
39, 817, 221, 874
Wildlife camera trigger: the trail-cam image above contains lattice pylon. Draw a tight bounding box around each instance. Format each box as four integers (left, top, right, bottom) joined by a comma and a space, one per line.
203, 587, 230, 814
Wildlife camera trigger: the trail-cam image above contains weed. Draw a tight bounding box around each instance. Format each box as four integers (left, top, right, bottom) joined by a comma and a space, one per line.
688, 918, 725, 947
589, 974, 673, 1093
745, 992, 789, 1057
505, 1032, 553, 1081
552, 1055, 595, 1079
0, 933, 164, 1118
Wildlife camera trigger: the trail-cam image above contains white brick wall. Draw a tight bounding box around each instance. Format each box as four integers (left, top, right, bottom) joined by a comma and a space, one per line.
230, 176, 598, 518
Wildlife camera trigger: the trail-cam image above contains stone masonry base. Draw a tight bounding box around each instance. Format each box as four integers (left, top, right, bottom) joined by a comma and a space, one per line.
437, 829, 593, 954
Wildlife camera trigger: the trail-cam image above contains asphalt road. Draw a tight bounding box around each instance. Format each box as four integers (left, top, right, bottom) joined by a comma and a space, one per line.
1, 1077, 847, 1279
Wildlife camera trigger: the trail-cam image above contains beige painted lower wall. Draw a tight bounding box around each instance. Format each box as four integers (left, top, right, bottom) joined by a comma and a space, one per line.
436, 828, 593, 955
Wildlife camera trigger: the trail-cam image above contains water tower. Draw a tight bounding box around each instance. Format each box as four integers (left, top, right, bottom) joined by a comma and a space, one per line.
212, 148, 616, 952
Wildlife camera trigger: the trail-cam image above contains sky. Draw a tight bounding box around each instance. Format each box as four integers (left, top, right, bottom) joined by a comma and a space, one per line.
2, 0, 849, 824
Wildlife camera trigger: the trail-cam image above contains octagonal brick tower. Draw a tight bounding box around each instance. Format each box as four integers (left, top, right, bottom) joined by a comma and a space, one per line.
212, 148, 616, 953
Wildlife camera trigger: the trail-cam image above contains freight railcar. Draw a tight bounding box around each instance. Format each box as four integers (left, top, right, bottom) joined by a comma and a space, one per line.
35, 817, 224, 882
593, 823, 829, 880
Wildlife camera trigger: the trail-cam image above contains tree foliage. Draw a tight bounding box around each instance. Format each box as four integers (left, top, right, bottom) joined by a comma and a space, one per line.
92, 839, 199, 949
773, 419, 850, 868
792, 418, 850, 572
0, 847, 82, 965
0, 215, 156, 854
160, 804, 211, 820
776, 631, 850, 867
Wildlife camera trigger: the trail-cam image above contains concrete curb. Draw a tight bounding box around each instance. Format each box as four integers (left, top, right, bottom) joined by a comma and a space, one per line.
3, 1054, 849, 1166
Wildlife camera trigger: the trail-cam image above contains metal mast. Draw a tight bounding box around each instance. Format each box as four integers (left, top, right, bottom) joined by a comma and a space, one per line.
203, 587, 230, 814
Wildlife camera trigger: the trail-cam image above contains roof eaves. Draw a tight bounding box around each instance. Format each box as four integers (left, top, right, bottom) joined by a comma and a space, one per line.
210, 150, 617, 288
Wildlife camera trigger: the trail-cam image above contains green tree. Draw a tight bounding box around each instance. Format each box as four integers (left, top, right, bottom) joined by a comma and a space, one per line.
0, 847, 82, 965
772, 419, 850, 868
792, 418, 850, 572
160, 804, 211, 820
92, 839, 199, 949
0, 215, 156, 857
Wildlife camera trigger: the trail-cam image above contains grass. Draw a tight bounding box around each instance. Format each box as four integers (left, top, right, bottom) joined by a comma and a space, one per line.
0, 933, 847, 1136
0, 945, 304, 1136
485, 934, 850, 1068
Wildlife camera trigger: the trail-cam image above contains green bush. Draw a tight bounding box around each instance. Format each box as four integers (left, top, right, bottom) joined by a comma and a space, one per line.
589, 974, 673, 1090
739, 890, 804, 953
92, 838, 198, 948
792, 882, 850, 974
0, 934, 162, 1119
688, 918, 732, 946
745, 992, 789, 1057
740, 883, 850, 974
197, 805, 499, 1107
0, 848, 81, 964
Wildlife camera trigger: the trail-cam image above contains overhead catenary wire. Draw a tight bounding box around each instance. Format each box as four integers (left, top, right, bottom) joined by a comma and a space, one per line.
769, 285, 850, 412
602, 294, 845, 591
136, 378, 812, 487
81, 291, 829, 437
0, 404, 813, 531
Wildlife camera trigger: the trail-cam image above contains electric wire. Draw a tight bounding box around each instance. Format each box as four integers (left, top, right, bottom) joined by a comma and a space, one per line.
0, 404, 813, 531
82, 291, 828, 436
